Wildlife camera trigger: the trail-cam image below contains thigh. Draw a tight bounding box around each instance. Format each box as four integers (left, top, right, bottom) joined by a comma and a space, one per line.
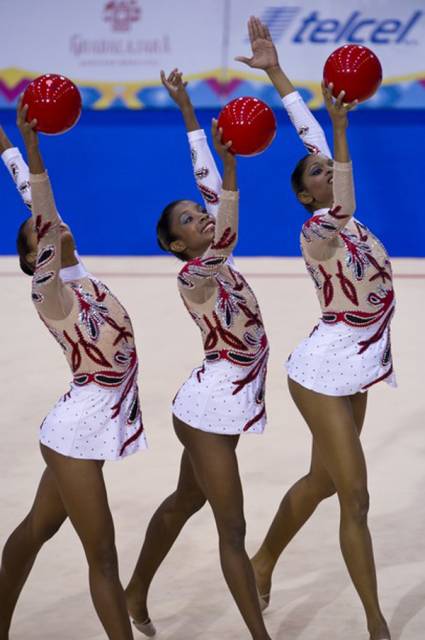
29, 466, 68, 538
349, 391, 368, 433
288, 379, 368, 495
40, 445, 115, 550
173, 416, 243, 521
174, 447, 206, 505
308, 390, 368, 481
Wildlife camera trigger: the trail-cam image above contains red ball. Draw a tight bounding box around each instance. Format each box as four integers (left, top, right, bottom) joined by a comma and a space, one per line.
22, 74, 82, 135
323, 45, 382, 103
217, 97, 276, 156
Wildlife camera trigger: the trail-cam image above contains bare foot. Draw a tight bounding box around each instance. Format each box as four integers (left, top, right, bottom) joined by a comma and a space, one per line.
368, 618, 391, 640
125, 582, 149, 625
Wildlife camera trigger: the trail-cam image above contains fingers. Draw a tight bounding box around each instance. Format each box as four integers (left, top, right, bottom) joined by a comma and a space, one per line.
248, 16, 255, 45
160, 68, 186, 91
321, 80, 333, 106
346, 98, 359, 111
17, 102, 29, 126
168, 67, 178, 81
234, 55, 253, 67
322, 81, 358, 111
212, 119, 233, 152
255, 16, 268, 39
175, 70, 184, 86
160, 69, 172, 90
264, 23, 273, 41
211, 117, 218, 138
334, 89, 346, 109
251, 15, 261, 40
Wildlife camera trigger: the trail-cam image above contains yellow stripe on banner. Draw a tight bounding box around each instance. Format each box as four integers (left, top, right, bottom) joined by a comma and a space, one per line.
0, 67, 38, 86
91, 83, 145, 109
1, 67, 424, 110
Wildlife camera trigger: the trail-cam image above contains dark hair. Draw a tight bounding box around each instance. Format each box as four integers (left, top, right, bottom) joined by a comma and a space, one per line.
156, 199, 188, 262
290, 154, 314, 213
16, 218, 35, 276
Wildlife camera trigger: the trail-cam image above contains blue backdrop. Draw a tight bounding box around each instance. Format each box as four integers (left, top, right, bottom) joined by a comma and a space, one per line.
0, 107, 424, 257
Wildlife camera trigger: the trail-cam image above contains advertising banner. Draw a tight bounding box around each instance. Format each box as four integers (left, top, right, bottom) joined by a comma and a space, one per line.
0, 0, 424, 109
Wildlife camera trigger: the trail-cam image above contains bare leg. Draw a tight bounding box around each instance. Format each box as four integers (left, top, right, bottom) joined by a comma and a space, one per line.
0, 467, 67, 639
126, 448, 206, 624
252, 391, 367, 604
174, 417, 271, 640
286, 379, 389, 640
40, 445, 134, 640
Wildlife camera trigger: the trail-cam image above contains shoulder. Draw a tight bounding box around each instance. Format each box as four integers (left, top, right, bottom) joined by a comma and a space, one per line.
301, 210, 338, 242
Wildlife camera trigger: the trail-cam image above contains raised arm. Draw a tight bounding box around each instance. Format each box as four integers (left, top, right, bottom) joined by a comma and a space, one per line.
17, 100, 73, 319
1, 126, 32, 209
160, 69, 222, 217
178, 121, 238, 297
236, 16, 331, 157
302, 85, 356, 258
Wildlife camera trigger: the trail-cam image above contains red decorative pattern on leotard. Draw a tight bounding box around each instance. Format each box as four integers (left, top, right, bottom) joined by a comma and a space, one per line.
306, 216, 395, 364
211, 227, 237, 250
35, 213, 52, 242
39, 275, 144, 455
198, 183, 219, 204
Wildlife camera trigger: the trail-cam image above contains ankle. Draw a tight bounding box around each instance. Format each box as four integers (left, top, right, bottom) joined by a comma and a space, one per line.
367, 615, 390, 640
251, 548, 274, 577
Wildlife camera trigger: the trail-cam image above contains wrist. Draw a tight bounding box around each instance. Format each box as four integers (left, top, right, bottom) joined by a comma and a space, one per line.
266, 64, 282, 76
223, 155, 236, 167
0, 137, 11, 153
25, 140, 39, 152
180, 101, 194, 114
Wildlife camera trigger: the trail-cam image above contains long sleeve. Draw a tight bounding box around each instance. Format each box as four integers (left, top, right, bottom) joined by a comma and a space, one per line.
187, 129, 222, 217
30, 171, 73, 320
282, 91, 332, 158
1, 147, 32, 209
188, 128, 236, 267
178, 189, 239, 302
301, 161, 356, 258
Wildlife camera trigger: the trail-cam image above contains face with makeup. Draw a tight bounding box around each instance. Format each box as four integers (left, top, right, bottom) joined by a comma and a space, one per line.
167, 200, 216, 259
297, 155, 334, 211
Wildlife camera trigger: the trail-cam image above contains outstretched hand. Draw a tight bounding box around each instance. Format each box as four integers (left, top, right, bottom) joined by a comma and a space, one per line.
322, 82, 358, 129
16, 95, 38, 148
235, 16, 279, 71
160, 68, 191, 110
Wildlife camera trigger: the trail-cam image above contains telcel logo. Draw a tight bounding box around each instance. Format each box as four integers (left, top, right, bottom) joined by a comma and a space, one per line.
263, 8, 423, 44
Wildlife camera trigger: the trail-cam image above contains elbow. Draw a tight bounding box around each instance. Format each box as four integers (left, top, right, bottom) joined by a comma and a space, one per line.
346, 194, 356, 219
211, 227, 238, 253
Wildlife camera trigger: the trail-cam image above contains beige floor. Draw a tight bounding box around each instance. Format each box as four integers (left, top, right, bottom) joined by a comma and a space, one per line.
0, 256, 424, 640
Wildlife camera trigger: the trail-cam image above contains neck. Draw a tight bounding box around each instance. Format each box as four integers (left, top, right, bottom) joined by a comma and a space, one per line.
314, 198, 333, 211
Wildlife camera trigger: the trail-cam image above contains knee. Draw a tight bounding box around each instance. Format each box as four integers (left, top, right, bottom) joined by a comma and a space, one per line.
217, 517, 246, 550
341, 487, 370, 523
86, 542, 119, 578
26, 512, 63, 546
304, 473, 336, 502
172, 489, 206, 518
